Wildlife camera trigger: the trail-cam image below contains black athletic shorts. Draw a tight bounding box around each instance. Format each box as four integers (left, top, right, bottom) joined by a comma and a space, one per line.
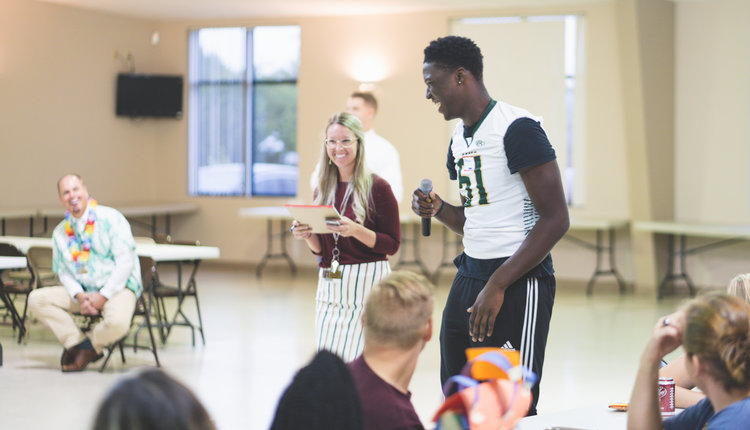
440, 253, 556, 416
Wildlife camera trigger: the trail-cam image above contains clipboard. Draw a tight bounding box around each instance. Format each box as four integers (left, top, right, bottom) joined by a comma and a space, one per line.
285, 204, 342, 233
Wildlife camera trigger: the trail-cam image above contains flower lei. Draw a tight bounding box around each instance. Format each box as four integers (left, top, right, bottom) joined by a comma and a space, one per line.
65, 198, 97, 273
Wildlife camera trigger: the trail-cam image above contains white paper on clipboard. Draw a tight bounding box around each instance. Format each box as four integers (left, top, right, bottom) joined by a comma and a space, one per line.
285, 204, 342, 233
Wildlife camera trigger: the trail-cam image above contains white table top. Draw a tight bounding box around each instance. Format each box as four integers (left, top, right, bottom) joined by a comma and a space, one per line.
633, 221, 750, 240
515, 404, 627, 430
136, 243, 220, 262
0, 236, 220, 262
238, 206, 294, 219
569, 217, 629, 231
38, 202, 199, 218
0, 208, 38, 219
119, 202, 199, 217
0, 256, 27, 270
0, 236, 53, 254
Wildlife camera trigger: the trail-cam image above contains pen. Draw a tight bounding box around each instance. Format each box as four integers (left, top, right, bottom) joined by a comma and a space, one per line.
289, 225, 296, 233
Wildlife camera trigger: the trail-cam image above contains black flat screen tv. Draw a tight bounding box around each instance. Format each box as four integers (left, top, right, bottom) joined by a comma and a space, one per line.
116, 73, 183, 119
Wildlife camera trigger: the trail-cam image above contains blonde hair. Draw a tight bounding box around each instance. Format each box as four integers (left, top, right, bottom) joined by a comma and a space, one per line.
727, 273, 750, 305
682, 293, 750, 392
313, 112, 372, 223
363, 271, 434, 349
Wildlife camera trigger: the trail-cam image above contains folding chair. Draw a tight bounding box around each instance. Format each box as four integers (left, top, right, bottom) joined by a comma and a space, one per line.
79, 255, 161, 372
18, 246, 60, 342
26, 247, 58, 288
151, 235, 206, 346
0, 243, 35, 342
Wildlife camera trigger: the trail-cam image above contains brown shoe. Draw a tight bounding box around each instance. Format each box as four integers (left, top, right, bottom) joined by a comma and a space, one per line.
61, 347, 79, 367
62, 348, 103, 372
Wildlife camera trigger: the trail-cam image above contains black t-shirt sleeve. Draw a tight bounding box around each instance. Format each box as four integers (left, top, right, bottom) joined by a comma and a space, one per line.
504, 117, 556, 174
446, 137, 457, 180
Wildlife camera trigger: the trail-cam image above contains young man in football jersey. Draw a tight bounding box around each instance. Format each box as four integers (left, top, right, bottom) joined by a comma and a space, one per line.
412, 35, 569, 415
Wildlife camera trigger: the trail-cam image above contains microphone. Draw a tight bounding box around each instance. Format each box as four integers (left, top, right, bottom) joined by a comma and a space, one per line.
419, 178, 433, 236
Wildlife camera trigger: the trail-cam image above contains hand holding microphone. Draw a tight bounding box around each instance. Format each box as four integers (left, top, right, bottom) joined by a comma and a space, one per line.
412, 178, 445, 237
419, 179, 433, 236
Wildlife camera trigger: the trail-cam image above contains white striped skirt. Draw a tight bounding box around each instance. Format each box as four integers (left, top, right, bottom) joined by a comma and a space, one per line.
315, 260, 391, 362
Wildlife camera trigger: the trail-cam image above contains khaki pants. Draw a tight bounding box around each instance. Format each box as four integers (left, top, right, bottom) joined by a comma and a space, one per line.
28, 287, 137, 353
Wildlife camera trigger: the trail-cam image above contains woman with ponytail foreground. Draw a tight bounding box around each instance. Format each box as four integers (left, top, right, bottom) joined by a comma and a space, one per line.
659, 274, 750, 408
628, 293, 750, 430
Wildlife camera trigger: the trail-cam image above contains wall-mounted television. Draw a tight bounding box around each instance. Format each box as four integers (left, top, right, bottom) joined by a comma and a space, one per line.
116, 73, 183, 119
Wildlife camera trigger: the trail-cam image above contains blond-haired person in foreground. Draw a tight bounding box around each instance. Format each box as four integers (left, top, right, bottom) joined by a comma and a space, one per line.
348, 270, 434, 430
659, 274, 750, 408
628, 293, 750, 430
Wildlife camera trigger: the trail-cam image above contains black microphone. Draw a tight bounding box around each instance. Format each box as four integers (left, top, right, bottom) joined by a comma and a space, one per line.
419, 178, 433, 236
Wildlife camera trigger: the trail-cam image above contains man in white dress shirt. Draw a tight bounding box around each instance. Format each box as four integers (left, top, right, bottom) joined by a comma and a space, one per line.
311, 92, 403, 203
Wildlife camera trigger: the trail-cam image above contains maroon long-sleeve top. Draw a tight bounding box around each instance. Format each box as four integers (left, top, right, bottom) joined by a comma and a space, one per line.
315, 175, 400, 267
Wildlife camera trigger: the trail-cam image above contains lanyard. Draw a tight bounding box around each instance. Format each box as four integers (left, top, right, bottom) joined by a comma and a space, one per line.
330, 184, 353, 274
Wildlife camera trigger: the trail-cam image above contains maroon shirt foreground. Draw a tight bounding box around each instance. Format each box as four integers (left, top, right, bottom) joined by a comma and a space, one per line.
348, 355, 425, 430
315, 175, 400, 267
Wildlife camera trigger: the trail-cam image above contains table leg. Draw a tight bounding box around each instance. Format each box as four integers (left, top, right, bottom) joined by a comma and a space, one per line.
256, 217, 297, 278
160, 261, 206, 346
610, 228, 627, 292
657, 234, 696, 299
431, 225, 460, 283
678, 235, 696, 297
657, 234, 677, 299
279, 221, 297, 276
256, 219, 273, 278
586, 230, 604, 296
0, 276, 25, 342
395, 223, 430, 279
575, 228, 626, 296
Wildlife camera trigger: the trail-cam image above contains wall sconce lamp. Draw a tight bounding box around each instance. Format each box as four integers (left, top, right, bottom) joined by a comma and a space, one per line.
350, 52, 388, 92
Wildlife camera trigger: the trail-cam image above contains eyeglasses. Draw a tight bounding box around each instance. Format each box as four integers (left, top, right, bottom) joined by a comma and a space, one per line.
324, 138, 356, 148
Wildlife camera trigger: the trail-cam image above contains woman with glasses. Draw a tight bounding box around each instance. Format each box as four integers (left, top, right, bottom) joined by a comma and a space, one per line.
291, 112, 400, 362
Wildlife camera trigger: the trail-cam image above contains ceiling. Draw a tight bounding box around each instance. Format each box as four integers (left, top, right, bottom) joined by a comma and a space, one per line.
36, 0, 612, 20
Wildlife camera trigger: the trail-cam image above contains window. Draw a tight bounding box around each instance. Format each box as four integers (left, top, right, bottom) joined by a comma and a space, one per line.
188, 26, 300, 196
451, 15, 585, 206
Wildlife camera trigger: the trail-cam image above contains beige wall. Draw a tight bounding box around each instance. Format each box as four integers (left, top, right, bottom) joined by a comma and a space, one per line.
672, 0, 750, 288
4, 0, 748, 290
675, 0, 750, 223
0, 0, 166, 207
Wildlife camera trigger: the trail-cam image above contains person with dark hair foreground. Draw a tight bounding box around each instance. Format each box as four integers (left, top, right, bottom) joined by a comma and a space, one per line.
414, 35, 569, 415
349, 270, 435, 430
628, 293, 750, 430
92, 368, 215, 430
271, 350, 364, 430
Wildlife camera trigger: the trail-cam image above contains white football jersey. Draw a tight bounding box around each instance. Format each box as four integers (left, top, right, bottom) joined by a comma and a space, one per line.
449, 100, 549, 259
